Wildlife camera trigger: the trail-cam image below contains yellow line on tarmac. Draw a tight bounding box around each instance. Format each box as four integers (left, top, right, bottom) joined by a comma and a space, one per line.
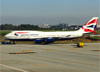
22, 50, 32, 52
68, 49, 80, 50
44, 49, 56, 51
33, 64, 49, 66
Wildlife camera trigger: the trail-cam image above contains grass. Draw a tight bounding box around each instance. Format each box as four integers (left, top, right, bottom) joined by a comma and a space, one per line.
0, 30, 11, 36
96, 30, 100, 34
90, 37, 100, 40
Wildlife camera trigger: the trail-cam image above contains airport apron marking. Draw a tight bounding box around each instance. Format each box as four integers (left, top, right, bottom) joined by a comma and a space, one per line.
0, 64, 29, 72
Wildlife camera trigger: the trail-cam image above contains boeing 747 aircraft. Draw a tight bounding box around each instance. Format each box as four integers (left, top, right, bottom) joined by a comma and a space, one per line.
4, 17, 99, 44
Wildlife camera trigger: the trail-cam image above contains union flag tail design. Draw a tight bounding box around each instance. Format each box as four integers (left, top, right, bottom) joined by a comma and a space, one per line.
79, 17, 99, 34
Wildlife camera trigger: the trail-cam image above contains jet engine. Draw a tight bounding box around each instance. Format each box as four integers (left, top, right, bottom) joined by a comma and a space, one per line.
45, 38, 54, 44
34, 38, 54, 44
34, 39, 43, 44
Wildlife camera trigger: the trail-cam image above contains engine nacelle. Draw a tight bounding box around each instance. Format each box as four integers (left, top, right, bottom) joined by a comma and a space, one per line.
34, 39, 42, 44
45, 38, 54, 43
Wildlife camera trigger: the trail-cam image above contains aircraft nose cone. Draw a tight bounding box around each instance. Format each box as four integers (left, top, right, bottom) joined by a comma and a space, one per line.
4, 35, 9, 39
4, 35, 7, 39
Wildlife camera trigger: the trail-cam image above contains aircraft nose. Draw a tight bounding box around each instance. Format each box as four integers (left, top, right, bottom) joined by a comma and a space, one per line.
4, 34, 10, 39
4, 35, 8, 39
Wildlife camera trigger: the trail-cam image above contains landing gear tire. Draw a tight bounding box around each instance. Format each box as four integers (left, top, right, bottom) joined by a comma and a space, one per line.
77, 42, 84, 47
13, 41, 16, 44
1, 41, 11, 44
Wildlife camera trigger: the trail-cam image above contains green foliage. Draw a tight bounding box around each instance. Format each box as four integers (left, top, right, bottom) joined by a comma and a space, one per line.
0, 24, 77, 31
90, 37, 100, 40
0, 24, 41, 30
0, 24, 14, 30
96, 31, 100, 34
89, 31, 100, 40
0, 30, 11, 36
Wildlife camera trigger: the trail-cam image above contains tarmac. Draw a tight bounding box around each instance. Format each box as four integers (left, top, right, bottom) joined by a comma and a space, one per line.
0, 43, 100, 72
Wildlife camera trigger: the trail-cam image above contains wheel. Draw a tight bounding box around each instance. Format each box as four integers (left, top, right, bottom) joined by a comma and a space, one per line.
8, 42, 11, 44
1, 41, 5, 44
13, 41, 16, 44
13, 42, 15, 44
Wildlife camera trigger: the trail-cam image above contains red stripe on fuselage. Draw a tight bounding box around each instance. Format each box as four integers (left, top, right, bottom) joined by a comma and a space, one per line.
15, 32, 28, 34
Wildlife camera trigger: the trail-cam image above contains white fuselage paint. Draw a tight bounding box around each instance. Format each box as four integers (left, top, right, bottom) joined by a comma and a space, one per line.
4, 30, 83, 40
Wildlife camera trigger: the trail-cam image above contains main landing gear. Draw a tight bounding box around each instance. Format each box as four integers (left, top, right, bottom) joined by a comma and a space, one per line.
12, 41, 16, 44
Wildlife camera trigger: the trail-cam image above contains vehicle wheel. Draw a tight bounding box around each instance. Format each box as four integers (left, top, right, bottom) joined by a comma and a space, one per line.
1, 41, 5, 44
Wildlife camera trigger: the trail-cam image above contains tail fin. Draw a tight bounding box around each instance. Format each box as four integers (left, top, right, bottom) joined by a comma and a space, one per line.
79, 17, 99, 34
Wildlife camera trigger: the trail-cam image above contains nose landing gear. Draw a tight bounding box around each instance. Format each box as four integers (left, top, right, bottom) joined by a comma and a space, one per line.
1, 41, 11, 44
1, 41, 16, 44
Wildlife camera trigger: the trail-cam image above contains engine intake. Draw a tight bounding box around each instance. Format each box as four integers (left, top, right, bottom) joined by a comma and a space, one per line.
45, 38, 53, 43
34, 39, 42, 44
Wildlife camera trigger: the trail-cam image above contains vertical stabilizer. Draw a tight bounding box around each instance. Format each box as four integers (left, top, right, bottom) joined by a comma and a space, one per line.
78, 17, 99, 34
